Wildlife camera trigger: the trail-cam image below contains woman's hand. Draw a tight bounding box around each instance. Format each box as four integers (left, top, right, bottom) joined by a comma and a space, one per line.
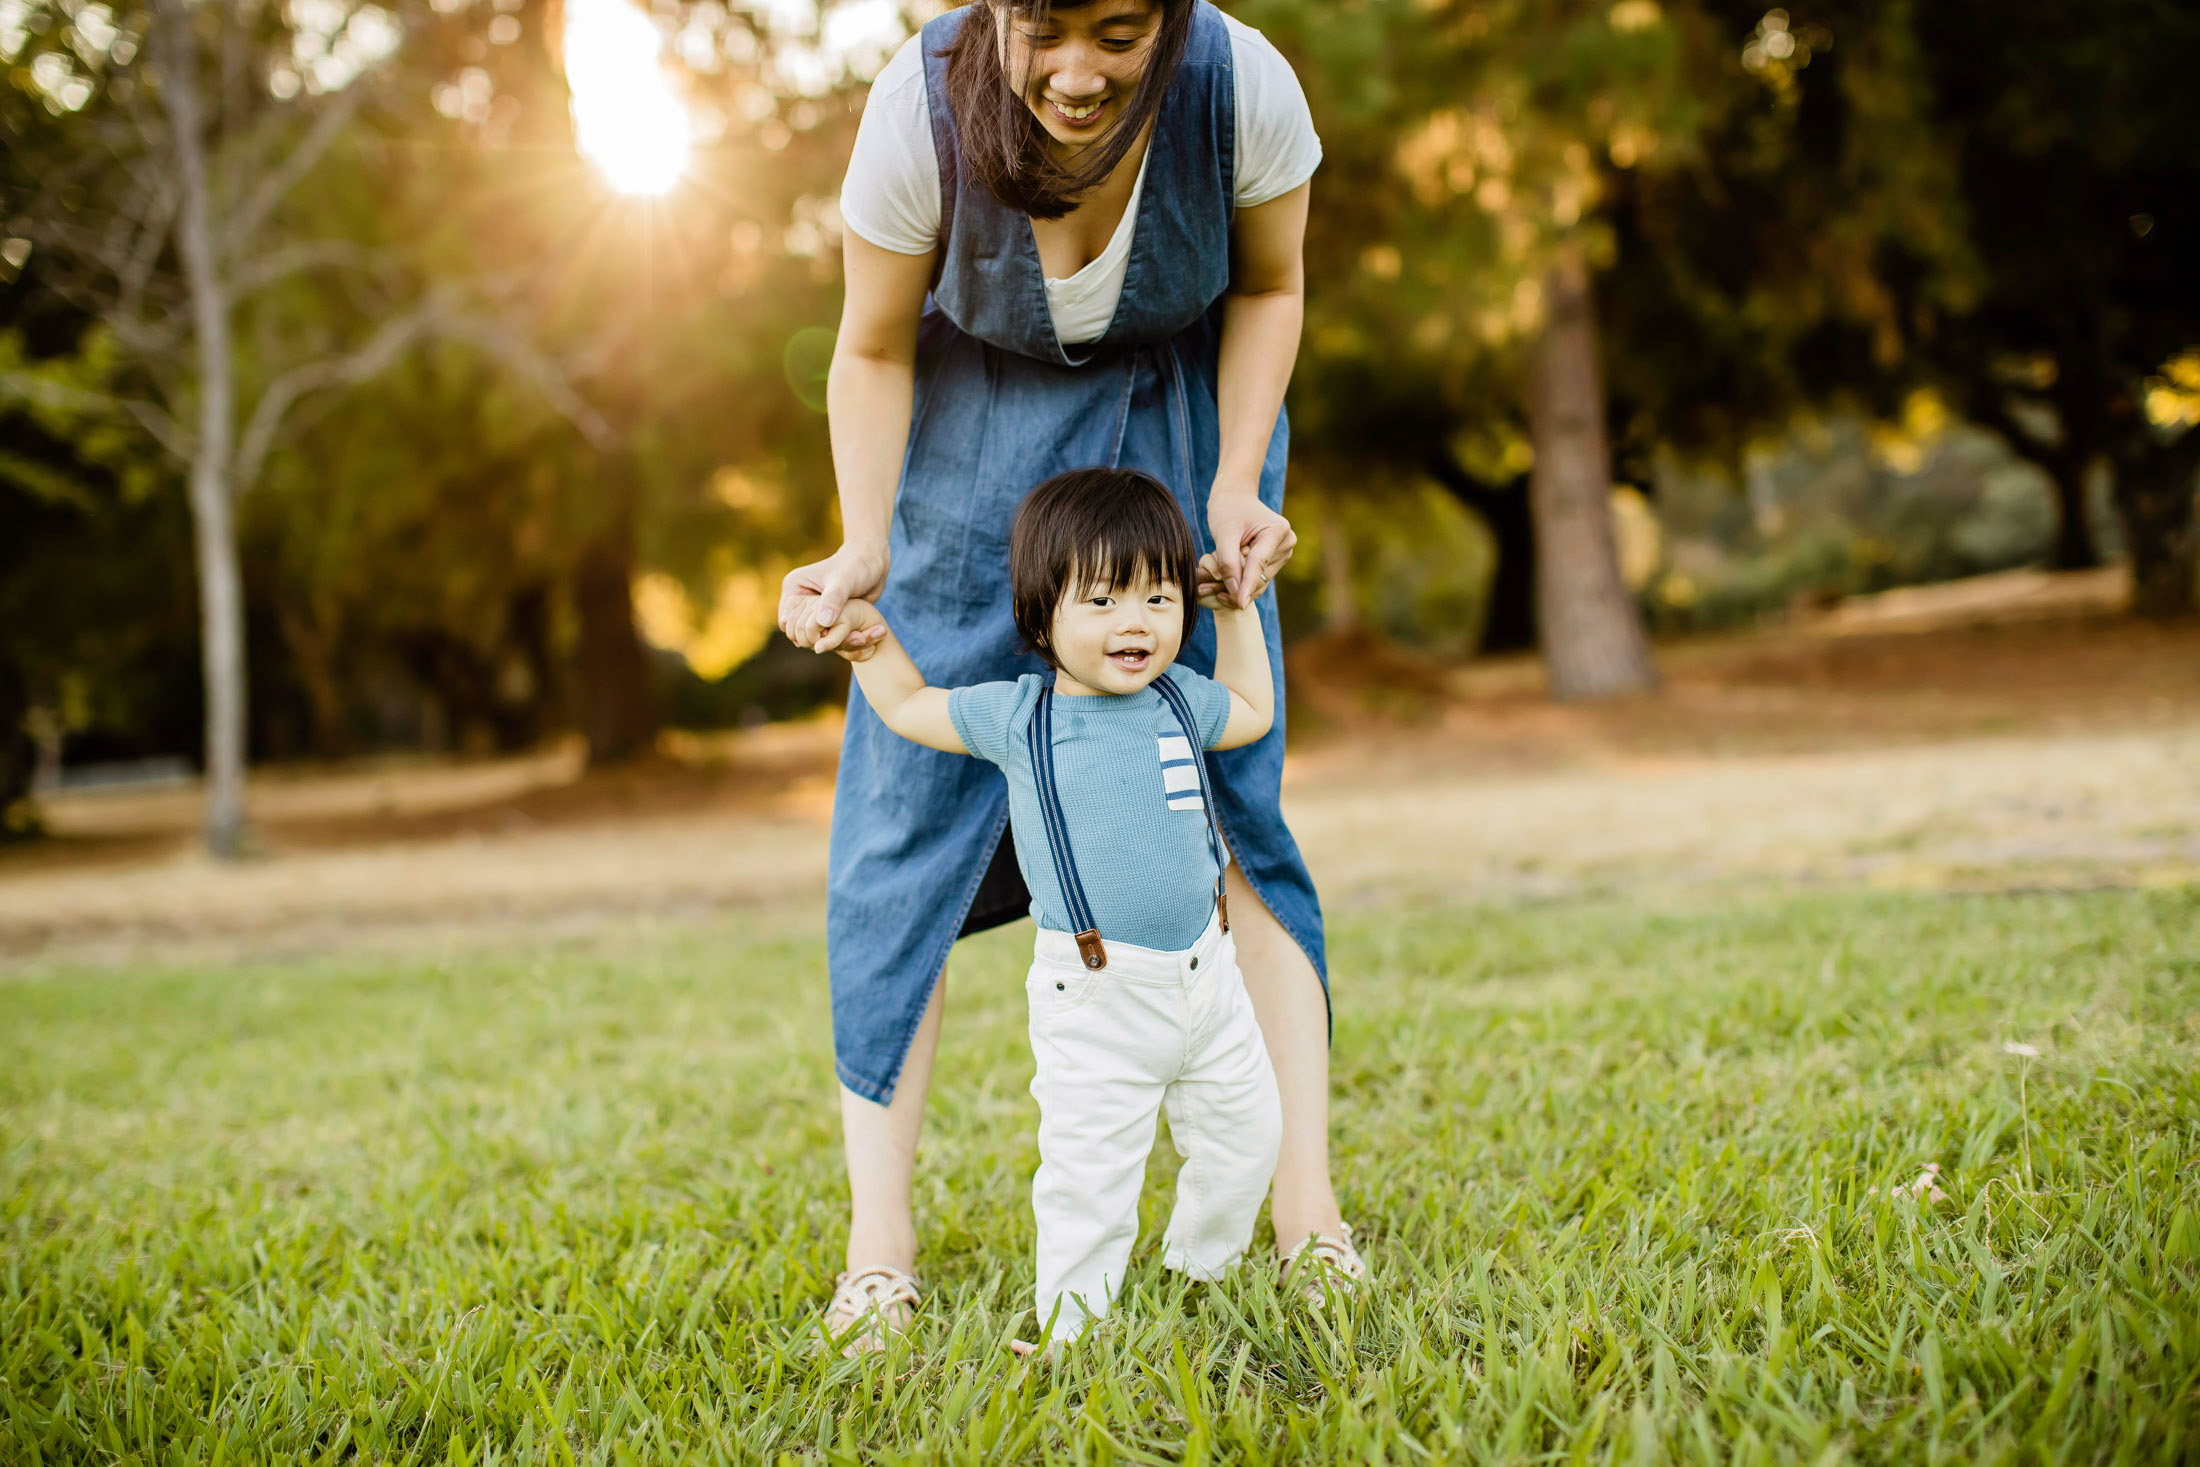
1205, 486, 1296, 609
780, 541, 891, 655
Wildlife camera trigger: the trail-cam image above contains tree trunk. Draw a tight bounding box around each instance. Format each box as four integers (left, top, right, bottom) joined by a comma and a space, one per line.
276, 600, 349, 758
2113, 434, 2200, 619
2046, 453, 2103, 571
157, 0, 249, 857
1424, 466, 1537, 653
573, 535, 657, 764
1523, 254, 1657, 700
0, 658, 36, 839
1319, 509, 1356, 632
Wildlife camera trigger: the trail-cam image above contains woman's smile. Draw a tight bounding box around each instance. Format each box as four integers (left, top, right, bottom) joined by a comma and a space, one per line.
1047, 95, 1111, 129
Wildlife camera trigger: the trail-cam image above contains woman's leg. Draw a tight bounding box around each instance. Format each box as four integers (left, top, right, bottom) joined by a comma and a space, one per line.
1223, 862, 1346, 1252
840, 974, 945, 1275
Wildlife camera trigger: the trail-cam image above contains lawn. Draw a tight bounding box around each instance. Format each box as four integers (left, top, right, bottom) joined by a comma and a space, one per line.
3, 889, 2197, 1463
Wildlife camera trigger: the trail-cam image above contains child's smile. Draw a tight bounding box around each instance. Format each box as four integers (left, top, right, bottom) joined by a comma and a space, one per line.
1050, 568, 1185, 696
1105, 644, 1152, 674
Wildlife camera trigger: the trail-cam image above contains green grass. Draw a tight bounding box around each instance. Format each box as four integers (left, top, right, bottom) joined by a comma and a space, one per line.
3, 889, 2197, 1463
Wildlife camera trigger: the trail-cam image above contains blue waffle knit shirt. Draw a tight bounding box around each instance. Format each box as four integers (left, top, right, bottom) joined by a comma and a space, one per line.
948, 663, 1234, 953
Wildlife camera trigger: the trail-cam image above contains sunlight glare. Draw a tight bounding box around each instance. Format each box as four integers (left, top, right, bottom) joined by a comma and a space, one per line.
564, 0, 690, 197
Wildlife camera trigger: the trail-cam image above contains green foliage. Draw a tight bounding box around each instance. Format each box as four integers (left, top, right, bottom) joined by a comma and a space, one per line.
0, 325, 198, 782
223, 1, 868, 749
1279, 479, 1498, 654
1646, 416, 2066, 632
1243, 0, 1966, 483
1902, 0, 2200, 601
3, 887, 2196, 1458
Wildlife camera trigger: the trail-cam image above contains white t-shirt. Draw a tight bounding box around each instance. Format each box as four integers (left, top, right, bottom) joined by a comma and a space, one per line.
839, 12, 1322, 345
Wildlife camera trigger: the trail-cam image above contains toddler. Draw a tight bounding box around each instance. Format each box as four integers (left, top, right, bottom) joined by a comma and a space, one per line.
808, 466, 1282, 1346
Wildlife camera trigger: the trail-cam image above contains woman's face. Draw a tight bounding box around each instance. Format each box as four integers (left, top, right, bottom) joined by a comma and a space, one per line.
996, 0, 1164, 158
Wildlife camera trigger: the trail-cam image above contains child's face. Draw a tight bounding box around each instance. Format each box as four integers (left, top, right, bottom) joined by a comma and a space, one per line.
1049, 567, 1184, 696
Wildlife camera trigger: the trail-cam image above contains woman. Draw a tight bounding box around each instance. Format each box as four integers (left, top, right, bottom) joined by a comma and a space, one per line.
778, 0, 1360, 1346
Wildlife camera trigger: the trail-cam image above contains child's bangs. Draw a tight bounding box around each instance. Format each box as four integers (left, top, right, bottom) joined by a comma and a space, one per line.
1069, 536, 1183, 600
1081, 481, 1197, 599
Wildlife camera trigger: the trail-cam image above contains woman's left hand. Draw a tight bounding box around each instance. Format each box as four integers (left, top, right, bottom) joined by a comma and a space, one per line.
1206, 484, 1296, 609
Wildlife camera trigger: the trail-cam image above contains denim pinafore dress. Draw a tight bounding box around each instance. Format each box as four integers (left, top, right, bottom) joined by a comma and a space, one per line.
826, 0, 1325, 1104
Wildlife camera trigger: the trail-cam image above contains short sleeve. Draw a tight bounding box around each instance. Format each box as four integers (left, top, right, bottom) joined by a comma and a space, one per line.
948, 678, 1034, 766
838, 34, 943, 256
1163, 665, 1235, 750
1223, 15, 1322, 208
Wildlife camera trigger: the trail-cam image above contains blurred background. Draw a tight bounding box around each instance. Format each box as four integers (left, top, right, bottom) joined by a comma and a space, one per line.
0, 0, 2195, 926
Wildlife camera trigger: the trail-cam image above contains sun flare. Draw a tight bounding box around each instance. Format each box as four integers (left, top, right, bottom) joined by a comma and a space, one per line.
563, 0, 691, 197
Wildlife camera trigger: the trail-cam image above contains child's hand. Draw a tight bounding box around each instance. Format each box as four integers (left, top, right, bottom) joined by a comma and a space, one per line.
785, 592, 890, 659
820, 598, 891, 662
1195, 553, 1242, 611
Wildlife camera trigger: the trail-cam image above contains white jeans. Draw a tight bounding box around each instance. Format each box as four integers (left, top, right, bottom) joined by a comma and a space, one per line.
1025, 910, 1282, 1341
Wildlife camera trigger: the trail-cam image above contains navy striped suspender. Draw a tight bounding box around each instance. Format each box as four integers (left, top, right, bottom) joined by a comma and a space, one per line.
1150, 674, 1231, 940
1026, 678, 1230, 974
1026, 687, 1108, 970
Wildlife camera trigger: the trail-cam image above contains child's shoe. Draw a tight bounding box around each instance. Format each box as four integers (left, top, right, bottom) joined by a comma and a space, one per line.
1280, 1224, 1367, 1306
824, 1266, 921, 1356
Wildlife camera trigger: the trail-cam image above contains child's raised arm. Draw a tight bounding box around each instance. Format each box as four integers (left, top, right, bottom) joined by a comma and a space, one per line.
802, 598, 966, 754
1199, 554, 1275, 751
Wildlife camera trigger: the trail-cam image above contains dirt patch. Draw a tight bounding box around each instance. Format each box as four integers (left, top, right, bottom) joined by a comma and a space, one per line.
4, 576, 2195, 967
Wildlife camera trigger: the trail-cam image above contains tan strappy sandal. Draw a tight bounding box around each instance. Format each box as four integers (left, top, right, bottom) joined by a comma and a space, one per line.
824, 1266, 921, 1356
1279, 1224, 1367, 1306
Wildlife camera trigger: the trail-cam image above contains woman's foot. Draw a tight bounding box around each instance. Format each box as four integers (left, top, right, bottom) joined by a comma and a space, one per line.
1279, 1224, 1366, 1305
824, 1265, 921, 1356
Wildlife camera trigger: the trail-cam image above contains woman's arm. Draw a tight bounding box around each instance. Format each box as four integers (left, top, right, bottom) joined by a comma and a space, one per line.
778, 232, 938, 654
1207, 180, 1310, 610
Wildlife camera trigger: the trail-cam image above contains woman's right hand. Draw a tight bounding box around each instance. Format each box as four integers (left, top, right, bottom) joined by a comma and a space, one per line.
780, 541, 892, 654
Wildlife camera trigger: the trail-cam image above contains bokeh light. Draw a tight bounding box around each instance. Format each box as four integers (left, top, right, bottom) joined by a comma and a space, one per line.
563, 0, 690, 197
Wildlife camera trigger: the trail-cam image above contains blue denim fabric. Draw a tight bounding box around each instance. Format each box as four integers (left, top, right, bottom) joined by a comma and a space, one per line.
826, 0, 1327, 1104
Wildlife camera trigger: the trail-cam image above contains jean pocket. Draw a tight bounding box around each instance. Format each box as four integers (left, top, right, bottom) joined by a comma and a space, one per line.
1026, 961, 1103, 1029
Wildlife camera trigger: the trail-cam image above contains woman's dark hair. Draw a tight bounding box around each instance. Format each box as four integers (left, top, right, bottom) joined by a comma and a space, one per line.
941, 0, 1194, 221
1011, 467, 1198, 666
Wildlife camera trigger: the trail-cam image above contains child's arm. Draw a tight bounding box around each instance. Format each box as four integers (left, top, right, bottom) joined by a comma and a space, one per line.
813, 599, 966, 754
1200, 556, 1275, 750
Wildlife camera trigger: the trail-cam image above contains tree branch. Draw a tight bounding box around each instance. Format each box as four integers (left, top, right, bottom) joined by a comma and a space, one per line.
1966, 386, 2077, 483
228, 239, 394, 298
219, 87, 364, 258
233, 299, 444, 492
428, 314, 617, 452
0, 370, 194, 459
233, 300, 615, 493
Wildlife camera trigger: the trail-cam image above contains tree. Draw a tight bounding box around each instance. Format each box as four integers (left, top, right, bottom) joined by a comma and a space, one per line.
1904, 0, 2200, 613
0, 266, 197, 832
373, 0, 869, 760
1249, 0, 1979, 682
1246, 0, 1758, 695
0, 0, 606, 853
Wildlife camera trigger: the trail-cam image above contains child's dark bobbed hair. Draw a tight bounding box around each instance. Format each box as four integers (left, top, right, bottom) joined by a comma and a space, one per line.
1010, 468, 1199, 668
